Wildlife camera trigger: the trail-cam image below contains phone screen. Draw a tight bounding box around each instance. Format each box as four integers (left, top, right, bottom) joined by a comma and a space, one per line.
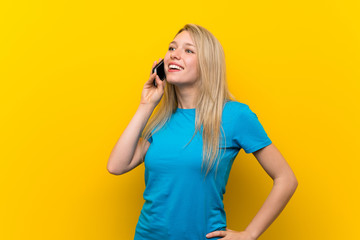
152, 59, 166, 81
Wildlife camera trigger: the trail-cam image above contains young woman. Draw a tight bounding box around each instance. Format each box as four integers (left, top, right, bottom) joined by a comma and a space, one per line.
107, 24, 298, 240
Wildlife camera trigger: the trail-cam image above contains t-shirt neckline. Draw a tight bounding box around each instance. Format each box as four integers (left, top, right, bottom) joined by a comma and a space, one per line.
176, 107, 196, 113
177, 107, 195, 110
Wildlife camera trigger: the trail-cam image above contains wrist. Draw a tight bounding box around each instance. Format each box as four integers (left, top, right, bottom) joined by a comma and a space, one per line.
138, 102, 156, 112
244, 228, 259, 240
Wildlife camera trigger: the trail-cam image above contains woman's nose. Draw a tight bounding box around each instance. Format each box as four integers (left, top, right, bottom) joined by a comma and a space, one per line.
170, 49, 180, 59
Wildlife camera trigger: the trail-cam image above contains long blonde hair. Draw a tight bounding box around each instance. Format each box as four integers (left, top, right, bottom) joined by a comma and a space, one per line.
141, 24, 234, 177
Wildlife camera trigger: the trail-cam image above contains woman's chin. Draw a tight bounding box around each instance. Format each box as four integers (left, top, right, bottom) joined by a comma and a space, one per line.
165, 78, 181, 85
165, 76, 199, 87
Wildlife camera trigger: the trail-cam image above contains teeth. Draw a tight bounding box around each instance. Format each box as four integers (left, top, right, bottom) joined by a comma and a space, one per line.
169, 64, 183, 70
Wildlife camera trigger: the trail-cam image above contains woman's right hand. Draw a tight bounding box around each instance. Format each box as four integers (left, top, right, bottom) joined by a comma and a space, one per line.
140, 59, 166, 107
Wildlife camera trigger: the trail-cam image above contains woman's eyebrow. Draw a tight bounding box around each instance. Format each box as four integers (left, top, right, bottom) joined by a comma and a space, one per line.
184, 43, 195, 47
169, 41, 195, 47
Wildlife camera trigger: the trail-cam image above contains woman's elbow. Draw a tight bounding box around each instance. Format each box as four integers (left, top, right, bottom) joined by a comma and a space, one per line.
107, 161, 126, 176
107, 167, 122, 175
275, 171, 298, 193
288, 172, 298, 193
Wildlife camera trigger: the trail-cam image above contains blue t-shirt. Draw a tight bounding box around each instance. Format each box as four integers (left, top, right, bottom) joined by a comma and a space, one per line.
134, 101, 272, 240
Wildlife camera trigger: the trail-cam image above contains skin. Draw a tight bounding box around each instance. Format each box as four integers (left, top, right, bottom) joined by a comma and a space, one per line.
163, 30, 200, 109
107, 30, 298, 239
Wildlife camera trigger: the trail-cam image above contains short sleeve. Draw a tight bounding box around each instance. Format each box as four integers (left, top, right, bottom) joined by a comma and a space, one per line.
147, 134, 153, 144
233, 105, 272, 154
145, 128, 155, 144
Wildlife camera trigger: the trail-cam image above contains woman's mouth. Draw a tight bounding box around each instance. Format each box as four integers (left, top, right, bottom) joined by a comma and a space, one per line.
168, 64, 184, 72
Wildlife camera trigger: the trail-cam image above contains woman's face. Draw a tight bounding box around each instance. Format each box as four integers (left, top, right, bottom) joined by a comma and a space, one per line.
164, 31, 199, 87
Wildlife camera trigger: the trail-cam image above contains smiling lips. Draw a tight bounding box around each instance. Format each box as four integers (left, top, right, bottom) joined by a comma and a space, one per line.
168, 63, 184, 72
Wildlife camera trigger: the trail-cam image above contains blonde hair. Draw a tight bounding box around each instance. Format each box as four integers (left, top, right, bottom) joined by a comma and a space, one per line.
141, 24, 234, 177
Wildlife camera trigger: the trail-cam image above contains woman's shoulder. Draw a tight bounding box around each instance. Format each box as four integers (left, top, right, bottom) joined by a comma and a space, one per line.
223, 100, 251, 114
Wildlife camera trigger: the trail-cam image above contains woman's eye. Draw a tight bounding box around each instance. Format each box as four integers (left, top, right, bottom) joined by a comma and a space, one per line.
168, 47, 175, 51
186, 49, 194, 53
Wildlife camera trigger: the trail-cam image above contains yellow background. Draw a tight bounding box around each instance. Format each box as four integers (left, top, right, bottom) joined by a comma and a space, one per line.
1, 0, 359, 239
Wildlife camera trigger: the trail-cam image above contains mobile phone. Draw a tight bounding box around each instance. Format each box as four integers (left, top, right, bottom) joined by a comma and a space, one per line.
152, 59, 166, 86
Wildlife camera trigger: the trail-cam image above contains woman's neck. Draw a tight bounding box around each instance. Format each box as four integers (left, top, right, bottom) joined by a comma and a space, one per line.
175, 84, 198, 109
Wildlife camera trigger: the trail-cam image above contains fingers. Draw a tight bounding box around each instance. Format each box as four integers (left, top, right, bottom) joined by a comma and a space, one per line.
147, 72, 163, 89
150, 60, 157, 75
147, 72, 157, 85
206, 230, 227, 238
154, 74, 166, 89
153, 74, 159, 87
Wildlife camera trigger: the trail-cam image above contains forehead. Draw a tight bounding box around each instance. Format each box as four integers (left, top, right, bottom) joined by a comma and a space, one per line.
171, 31, 195, 46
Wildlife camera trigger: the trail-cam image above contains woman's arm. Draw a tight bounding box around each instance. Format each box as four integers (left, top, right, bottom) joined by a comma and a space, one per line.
107, 60, 166, 175
107, 103, 155, 175
206, 143, 298, 239
243, 143, 298, 239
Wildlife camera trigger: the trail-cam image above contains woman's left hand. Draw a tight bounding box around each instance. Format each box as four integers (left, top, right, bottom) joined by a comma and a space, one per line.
205, 228, 256, 240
